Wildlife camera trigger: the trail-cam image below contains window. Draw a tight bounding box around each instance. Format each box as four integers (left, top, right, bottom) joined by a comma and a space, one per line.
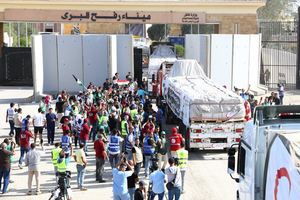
237, 145, 246, 177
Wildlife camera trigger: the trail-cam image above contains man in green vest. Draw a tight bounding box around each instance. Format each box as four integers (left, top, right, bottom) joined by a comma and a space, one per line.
56, 146, 70, 173
51, 143, 61, 182
97, 111, 109, 132
121, 115, 129, 152
130, 105, 138, 122
175, 142, 188, 194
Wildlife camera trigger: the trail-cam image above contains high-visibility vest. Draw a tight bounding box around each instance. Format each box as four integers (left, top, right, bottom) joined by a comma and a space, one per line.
57, 159, 69, 172
121, 121, 128, 136
97, 115, 108, 128
176, 149, 188, 169
108, 135, 120, 153
130, 110, 137, 120
52, 148, 61, 166
72, 106, 79, 115
126, 133, 135, 151
144, 136, 154, 154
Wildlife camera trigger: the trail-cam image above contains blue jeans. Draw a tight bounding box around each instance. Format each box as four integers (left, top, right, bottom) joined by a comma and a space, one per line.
279, 95, 284, 105
19, 146, 30, 164
145, 155, 153, 176
89, 123, 97, 141
76, 164, 86, 188
79, 139, 88, 152
128, 187, 135, 200
9, 120, 14, 136
168, 186, 181, 200
113, 193, 130, 200
0, 169, 10, 193
126, 150, 132, 161
109, 153, 120, 169
151, 191, 164, 200
47, 126, 55, 144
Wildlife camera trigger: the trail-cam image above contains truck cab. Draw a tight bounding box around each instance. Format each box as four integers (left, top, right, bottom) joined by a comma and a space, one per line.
228, 105, 300, 200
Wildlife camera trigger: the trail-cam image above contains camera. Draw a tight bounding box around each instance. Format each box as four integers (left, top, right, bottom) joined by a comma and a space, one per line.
174, 157, 180, 166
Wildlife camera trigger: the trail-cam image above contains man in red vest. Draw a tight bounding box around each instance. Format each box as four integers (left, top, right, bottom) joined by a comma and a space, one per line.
169, 128, 185, 157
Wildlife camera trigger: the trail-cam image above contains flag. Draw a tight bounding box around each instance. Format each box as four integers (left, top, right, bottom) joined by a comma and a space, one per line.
72, 75, 84, 87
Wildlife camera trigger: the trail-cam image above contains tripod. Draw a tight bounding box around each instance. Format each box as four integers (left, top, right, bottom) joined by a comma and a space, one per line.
49, 171, 72, 200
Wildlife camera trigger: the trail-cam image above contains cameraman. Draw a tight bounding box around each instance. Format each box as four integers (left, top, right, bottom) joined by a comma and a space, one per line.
149, 162, 167, 200
165, 157, 181, 200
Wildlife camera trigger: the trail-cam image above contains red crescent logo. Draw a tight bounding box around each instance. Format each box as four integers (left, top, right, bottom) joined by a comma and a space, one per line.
274, 167, 291, 200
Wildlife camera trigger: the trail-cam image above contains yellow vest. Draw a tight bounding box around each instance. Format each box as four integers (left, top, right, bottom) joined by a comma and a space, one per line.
57, 159, 69, 172
121, 121, 128, 136
176, 149, 188, 169
52, 148, 61, 166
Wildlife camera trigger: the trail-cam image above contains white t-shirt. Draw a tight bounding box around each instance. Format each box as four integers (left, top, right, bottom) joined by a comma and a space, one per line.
128, 134, 133, 143
33, 113, 45, 127
14, 113, 22, 128
7, 108, 15, 120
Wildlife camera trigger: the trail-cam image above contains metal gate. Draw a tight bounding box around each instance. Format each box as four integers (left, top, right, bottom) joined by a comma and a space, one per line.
259, 21, 298, 89
1, 47, 33, 86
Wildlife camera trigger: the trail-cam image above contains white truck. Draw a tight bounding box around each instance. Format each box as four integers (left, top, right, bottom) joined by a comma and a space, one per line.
162, 60, 245, 150
227, 105, 300, 200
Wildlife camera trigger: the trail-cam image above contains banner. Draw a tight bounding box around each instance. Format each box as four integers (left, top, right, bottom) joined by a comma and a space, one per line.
265, 136, 300, 200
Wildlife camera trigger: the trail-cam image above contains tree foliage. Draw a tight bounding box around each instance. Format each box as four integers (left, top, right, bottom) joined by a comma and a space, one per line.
257, 0, 298, 20
175, 44, 185, 58
147, 24, 171, 42
4, 23, 38, 47
180, 24, 214, 36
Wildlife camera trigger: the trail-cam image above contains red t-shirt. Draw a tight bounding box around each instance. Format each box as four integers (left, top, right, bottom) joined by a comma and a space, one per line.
19, 131, 33, 147
142, 128, 149, 139
80, 123, 90, 140
88, 110, 98, 124
94, 140, 106, 158
62, 124, 70, 136
169, 133, 184, 151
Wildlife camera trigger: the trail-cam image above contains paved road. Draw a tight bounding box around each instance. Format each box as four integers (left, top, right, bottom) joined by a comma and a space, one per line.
0, 87, 299, 200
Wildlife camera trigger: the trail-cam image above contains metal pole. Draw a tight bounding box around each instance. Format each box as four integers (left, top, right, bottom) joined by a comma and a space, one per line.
198, 24, 200, 34
18, 22, 20, 47
26, 23, 28, 47
165, 24, 167, 41
191, 24, 192, 34
129, 24, 131, 35
9, 22, 11, 47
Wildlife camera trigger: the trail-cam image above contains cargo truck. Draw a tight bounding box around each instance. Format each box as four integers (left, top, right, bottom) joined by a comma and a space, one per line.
161, 59, 245, 150
227, 105, 300, 200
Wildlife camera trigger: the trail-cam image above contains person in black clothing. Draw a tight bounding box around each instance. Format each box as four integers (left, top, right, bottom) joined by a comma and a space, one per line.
127, 160, 139, 200
274, 93, 281, 105
109, 112, 120, 131
55, 97, 64, 129
103, 78, 111, 91
135, 181, 147, 200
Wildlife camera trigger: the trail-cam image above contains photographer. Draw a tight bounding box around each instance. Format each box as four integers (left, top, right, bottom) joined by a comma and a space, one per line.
149, 162, 167, 200
134, 181, 147, 200
165, 157, 182, 200
112, 153, 134, 200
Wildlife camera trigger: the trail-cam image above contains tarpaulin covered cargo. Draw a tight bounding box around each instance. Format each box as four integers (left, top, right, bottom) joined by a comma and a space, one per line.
162, 59, 245, 126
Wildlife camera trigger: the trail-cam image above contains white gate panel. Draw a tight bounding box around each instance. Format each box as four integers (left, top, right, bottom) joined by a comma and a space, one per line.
116, 35, 133, 80
82, 35, 109, 87
232, 35, 250, 90
57, 35, 83, 92
248, 35, 261, 88
42, 35, 58, 93
210, 34, 233, 89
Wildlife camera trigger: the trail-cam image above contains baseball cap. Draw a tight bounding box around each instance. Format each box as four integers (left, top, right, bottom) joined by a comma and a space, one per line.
111, 106, 116, 111
139, 181, 147, 186
146, 124, 150, 129
91, 106, 95, 110
84, 118, 88, 123
161, 131, 166, 135
64, 118, 69, 122
129, 126, 134, 129
172, 127, 177, 133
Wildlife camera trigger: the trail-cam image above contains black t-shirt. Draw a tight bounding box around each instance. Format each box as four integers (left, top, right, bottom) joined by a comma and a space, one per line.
56, 101, 65, 113
134, 188, 144, 200
103, 82, 110, 90
127, 172, 138, 189
274, 98, 281, 105
109, 116, 120, 130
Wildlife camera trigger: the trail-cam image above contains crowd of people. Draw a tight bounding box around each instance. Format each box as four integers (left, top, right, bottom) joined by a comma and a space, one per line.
0, 72, 189, 200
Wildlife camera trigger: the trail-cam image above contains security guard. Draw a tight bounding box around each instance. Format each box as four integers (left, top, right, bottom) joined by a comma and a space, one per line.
175, 142, 188, 194
97, 111, 109, 131
51, 143, 62, 180
130, 105, 138, 122
108, 129, 123, 169
143, 132, 156, 178
121, 115, 129, 151
56, 146, 69, 172
125, 126, 135, 161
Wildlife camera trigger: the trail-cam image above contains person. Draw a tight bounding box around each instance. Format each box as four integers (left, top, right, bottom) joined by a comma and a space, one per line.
121, 115, 130, 152
3, 138, 15, 184
39, 97, 46, 114
261, 97, 269, 106
274, 93, 281, 105
132, 138, 143, 176
22, 115, 31, 132
45, 95, 51, 114
46, 108, 57, 145
175, 142, 188, 194
25, 143, 45, 195
239, 84, 251, 101
87, 106, 98, 141
169, 128, 185, 157
18, 126, 34, 169
126, 126, 135, 161
51, 143, 61, 181
157, 131, 168, 171
94, 134, 109, 183
244, 101, 251, 121
112, 153, 134, 200
55, 97, 64, 129
165, 157, 182, 200
108, 129, 123, 169
74, 143, 88, 190
149, 162, 167, 200
14, 108, 23, 145
6, 102, 16, 137
0, 142, 15, 194
278, 84, 284, 105
134, 181, 147, 200
103, 78, 111, 91
75, 118, 84, 148
144, 132, 156, 178
32, 108, 46, 144
62, 117, 70, 136
156, 106, 163, 134
60, 129, 73, 164
80, 119, 92, 155
127, 160, 139, 200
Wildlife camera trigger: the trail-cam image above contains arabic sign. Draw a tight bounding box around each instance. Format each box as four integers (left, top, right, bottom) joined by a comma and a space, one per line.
5, 9, 205, 24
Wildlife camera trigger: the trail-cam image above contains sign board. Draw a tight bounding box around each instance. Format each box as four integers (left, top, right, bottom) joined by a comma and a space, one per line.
5, 9, 205, 24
